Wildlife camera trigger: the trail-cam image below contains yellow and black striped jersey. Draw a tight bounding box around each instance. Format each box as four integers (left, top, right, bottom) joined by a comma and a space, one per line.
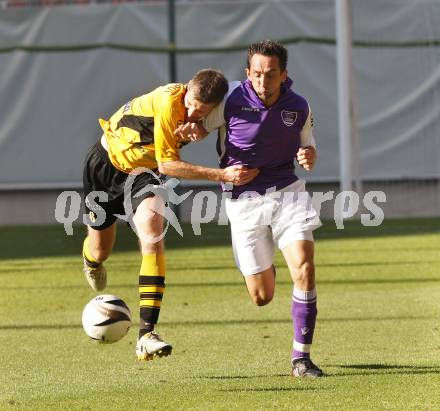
99, 83, 187, 173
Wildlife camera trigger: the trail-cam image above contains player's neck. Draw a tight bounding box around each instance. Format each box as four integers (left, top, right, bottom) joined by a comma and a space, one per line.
260, 92, 281, 108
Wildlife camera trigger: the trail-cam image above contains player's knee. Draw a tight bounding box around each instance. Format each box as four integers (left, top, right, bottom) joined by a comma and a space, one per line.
250, 290, 273, 306
133, 214, 164, 248
140, 240, 163, 255
303, 260, 315, 276
255, 297, 271, 306
294, 261, 315, 286
91, 246, 111, 262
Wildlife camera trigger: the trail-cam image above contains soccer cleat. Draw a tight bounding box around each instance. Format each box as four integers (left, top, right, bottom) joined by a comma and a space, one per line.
291, 358, 323, 378
83, 256, 107, 292
136, 331, 172, 361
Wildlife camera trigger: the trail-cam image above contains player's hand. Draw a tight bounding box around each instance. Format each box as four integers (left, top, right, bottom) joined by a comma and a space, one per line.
297, 146, 317, 171
174, 122, 208, 142
222, 165, 259, 186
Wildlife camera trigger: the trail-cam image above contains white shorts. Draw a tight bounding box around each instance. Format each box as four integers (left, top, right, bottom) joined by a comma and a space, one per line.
226, 179, 322, 276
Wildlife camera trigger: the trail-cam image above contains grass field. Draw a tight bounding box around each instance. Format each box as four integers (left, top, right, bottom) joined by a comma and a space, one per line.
0, 218, 439, 410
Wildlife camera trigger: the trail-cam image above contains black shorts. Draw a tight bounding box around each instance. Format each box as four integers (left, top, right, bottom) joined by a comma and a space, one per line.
83, 141, 165, 230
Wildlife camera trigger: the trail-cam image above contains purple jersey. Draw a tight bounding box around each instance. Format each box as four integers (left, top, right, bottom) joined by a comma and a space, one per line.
205, 78, 314, 199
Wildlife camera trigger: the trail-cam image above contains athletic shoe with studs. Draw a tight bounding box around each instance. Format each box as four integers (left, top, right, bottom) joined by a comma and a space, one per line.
83, 256, 107, 292
291, 358, 323, 378
136, 331, 172, 361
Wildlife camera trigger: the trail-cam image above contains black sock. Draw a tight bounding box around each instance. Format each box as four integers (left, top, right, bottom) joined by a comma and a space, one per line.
139, 321, 154, 339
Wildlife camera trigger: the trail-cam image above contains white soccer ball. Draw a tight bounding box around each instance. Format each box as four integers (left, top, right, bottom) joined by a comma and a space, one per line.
82, 294, 132, 344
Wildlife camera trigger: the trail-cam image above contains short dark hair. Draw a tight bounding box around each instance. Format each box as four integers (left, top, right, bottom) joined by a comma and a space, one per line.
188, 69, 228, 104
247, 39, 288, 71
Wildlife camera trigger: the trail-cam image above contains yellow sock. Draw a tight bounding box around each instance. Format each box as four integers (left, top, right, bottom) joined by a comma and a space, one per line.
140, 254, 160, 276
139, 253, 165, 332
83, 236, 99, 264
157, 253, 166, 276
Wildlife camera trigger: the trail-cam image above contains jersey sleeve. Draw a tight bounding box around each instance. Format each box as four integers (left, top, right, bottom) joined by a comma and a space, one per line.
300, 104, 317, 148
201, 81, 241, 132
154, 107, 181, 163
202, 99, 226, 132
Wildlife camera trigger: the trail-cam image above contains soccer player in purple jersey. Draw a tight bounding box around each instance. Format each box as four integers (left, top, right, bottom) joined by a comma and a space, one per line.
176, 40, 323, 377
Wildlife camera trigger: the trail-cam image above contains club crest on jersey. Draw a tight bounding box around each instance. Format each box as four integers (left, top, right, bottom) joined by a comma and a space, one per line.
281, 110, 297, 126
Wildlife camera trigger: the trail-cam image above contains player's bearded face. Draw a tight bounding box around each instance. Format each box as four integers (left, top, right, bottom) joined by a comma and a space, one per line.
184, 90, 216, 123
246, 54, 287, 107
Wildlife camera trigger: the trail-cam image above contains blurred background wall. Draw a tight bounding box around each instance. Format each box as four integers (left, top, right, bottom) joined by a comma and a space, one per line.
0, 0, 439, 224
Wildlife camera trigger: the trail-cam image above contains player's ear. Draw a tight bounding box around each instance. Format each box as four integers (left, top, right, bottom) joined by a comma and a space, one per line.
245, 68, 250, 79
281, 69, 288, 82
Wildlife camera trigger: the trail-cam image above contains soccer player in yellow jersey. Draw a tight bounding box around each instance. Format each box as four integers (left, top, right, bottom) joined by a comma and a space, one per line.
82, 69, 259, 360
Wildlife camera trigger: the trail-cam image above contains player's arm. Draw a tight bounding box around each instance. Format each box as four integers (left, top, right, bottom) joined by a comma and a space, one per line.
297, 105, 317, 171
158, 159, 258, 186
174, 121, 208, 142
155, 110, 257, 186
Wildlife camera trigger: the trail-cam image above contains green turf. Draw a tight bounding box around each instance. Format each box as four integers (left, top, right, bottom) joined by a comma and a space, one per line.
0, 218, 439, 410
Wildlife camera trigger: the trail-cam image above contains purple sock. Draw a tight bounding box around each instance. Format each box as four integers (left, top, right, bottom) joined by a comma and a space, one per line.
291, 287, 317, 360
